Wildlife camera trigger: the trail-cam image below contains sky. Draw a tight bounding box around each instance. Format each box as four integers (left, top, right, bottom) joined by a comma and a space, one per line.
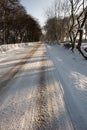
20, 0, 54, 26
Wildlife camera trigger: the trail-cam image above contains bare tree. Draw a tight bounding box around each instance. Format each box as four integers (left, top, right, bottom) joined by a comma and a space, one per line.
77, 7, 87, 59
68, 0, 87, 53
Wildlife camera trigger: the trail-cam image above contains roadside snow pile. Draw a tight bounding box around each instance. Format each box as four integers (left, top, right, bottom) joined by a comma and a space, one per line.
61, 42, 87, 57
0, 42, 31, 54
81, 46, 87, 56
81, 43, 87, 57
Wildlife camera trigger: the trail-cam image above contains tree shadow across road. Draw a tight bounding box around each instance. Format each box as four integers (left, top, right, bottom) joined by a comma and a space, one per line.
0, 50, 74, 130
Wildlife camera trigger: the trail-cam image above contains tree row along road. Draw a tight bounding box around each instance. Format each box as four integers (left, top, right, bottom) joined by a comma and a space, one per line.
0, 43, 74, 130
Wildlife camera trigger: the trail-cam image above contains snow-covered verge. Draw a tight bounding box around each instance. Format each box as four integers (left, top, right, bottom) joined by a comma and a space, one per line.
46, 44, 87, 130
0, 42, 42, 54
0, 42, 40, 62
0, 42, 40, 78
0, 42, 32, 54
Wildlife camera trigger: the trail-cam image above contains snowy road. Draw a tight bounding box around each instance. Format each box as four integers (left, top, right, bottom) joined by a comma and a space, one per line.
0, 42, 87, 130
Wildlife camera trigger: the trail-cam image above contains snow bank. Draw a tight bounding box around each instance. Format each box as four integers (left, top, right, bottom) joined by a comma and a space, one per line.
61, 42, 87, 58
0, 42, 39, 54
81, 46, 87, 57
80, 43, 87, 57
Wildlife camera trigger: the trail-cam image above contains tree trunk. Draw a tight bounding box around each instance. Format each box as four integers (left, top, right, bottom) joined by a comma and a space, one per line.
77, 29, 87, 60
71, 41, 75, 52
77, 30, 83, 50
3, 10, 6, 44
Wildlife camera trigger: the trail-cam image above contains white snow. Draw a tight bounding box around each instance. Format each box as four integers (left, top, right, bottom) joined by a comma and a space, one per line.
0, 42, 87, 129
0, 42, 38, 77
46, 44, 87, 129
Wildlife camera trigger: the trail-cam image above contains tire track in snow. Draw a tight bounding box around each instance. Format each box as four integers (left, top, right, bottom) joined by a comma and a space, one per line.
34, 54, 49, 130
32, 49, 74, 130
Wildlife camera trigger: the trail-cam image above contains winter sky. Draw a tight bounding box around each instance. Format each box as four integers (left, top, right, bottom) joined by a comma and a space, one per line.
20, 0, 54, 26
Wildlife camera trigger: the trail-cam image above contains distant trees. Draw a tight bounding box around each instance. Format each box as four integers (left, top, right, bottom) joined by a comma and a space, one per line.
44, 0, 69, 43
44, 17, 57, 42
0, 0, 42, 45
44, 16, 69, 42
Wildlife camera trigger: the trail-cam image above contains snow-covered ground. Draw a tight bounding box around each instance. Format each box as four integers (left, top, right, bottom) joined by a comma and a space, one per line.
0, 43, 74, 130
0, 42, 87, 130
0, 43, 32, 78
46, 44, 87, 130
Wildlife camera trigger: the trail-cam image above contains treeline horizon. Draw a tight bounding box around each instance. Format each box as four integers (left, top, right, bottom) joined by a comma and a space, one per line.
0, 0, 42, 45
